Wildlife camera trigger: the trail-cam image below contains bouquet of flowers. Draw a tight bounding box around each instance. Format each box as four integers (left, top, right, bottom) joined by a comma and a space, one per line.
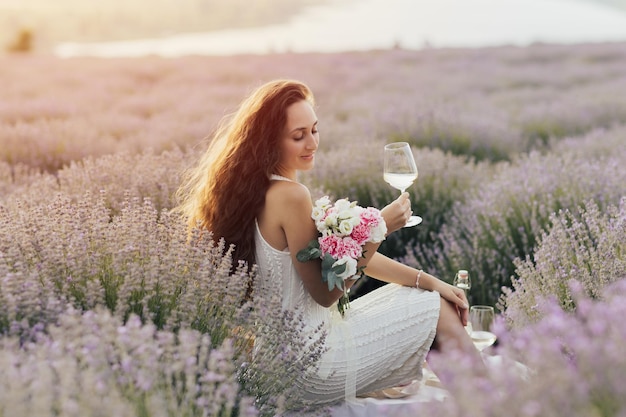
296, 196, 387, 316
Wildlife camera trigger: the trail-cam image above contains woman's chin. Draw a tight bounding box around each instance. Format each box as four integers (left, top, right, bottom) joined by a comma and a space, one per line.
299, 160, 315, 170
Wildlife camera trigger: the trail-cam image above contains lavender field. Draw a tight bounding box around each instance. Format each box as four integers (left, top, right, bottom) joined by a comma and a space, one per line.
1, 42, 626, 416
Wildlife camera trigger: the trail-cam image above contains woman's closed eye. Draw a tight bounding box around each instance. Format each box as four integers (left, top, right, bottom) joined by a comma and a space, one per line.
294, 129, 318, 140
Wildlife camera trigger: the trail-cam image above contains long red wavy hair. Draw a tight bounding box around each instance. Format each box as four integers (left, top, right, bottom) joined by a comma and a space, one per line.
176, 79, 315, 269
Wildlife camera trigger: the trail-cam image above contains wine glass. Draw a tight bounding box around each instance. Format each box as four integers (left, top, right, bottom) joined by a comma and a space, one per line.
383, 142, 422, 227
469, 305, 497, 351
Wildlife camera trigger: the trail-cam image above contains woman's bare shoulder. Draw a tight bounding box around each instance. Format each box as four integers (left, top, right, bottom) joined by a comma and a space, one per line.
266, 180, 312, 207
259, 181, 314, 248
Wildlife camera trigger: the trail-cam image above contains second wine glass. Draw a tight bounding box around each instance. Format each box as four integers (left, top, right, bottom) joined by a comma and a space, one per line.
383, 142, 422, 227
469, 305, 497, 351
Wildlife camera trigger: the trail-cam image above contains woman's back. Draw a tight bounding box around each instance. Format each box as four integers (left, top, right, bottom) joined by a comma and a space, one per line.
254, 216, 330, 328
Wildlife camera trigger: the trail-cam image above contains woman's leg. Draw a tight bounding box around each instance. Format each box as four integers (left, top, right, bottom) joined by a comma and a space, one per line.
431, 296, 475, 353
429, 296, 486, 378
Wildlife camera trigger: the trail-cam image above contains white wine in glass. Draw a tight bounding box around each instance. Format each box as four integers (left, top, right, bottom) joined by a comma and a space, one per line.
383, 142, 422, 227
469, 305, 497, 351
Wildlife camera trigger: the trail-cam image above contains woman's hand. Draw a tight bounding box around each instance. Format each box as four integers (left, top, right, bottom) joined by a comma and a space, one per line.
433, 280, 470, 326
380, 192, 412, 235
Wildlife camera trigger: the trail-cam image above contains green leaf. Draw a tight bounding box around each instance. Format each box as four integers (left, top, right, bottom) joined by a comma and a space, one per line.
326, 272, 336, 291
337, 294, 350, 317
328, 271, 344, 292
296, 240, 321, 262
332, 262, 347, 275
317, 253, 350, 292
321, 253, 335, 270
296, 248, 312, 262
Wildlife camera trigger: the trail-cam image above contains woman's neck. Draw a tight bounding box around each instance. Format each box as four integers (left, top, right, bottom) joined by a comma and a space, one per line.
270, 173, 295, 182
272, 171, 297, 181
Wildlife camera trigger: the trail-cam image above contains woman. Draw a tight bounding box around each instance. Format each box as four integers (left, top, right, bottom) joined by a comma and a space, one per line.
176, 79, 480, 406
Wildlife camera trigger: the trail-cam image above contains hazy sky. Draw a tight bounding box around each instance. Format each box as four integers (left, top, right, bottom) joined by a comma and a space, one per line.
55, 0, 626, 57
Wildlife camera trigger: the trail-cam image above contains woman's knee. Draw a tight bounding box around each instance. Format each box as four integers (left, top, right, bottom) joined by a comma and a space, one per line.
434, 297, 468, 350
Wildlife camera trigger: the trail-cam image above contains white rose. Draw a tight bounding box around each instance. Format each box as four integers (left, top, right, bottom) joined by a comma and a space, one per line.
316, 220, 330, 235
334, 198, 351, 213
338, 219, 354, 235
349, 207, 363, 226
311, 206, 326, 222
333, 256, 358, 280
324, 212, 339, 228
337, 207, 361, 228
315, 196, 331, 209
369, 221, 387, 243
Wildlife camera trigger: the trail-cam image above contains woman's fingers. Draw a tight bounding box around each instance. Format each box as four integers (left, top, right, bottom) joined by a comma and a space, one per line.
454, 289, 469, 325
382, 192, 412, 232
397, 192, 411, 221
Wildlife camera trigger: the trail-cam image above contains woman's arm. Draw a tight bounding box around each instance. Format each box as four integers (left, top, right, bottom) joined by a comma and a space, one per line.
274, 182, 355, 307
273, 184, 411, 307
363, 253, 470, 325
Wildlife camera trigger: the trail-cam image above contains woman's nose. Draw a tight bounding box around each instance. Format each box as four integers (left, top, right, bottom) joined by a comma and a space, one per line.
306, 134, 318, 149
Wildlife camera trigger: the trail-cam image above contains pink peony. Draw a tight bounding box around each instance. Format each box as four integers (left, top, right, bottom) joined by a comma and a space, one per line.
319, 235, 363, 260
337, 237, 363, 259
360, 207, 382, 228
350, 222, 371, 246
318, 235, 341, 258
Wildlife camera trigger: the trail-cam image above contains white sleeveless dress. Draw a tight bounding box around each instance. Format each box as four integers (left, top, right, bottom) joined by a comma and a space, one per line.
254, 177, 441, 406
